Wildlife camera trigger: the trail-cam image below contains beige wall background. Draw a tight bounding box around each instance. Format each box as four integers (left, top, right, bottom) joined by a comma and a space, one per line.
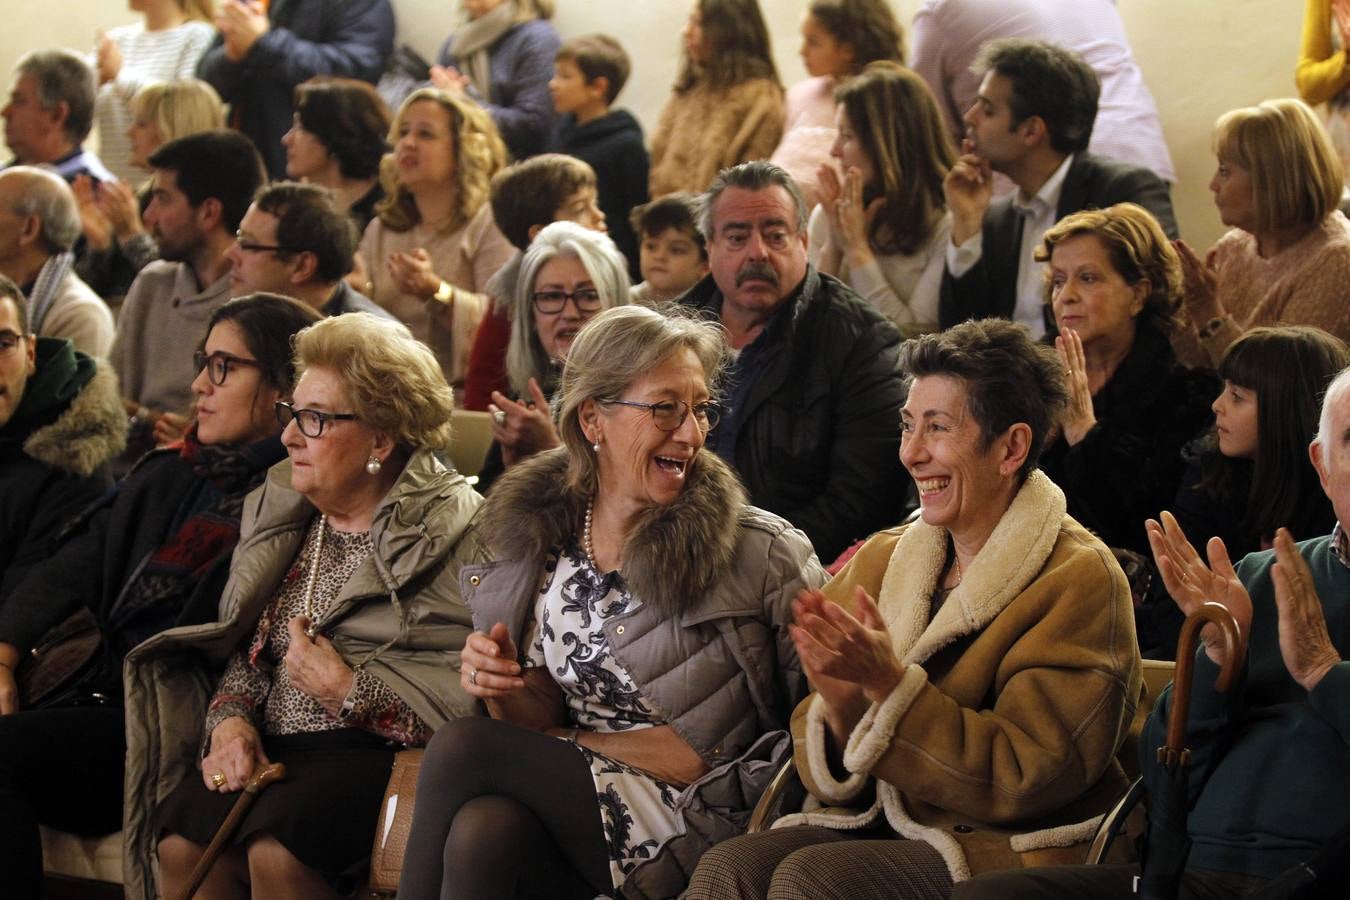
1, 1, 1303, 249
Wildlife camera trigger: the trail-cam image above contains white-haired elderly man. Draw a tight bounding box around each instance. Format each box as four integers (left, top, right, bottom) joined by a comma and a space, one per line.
953, 366, 1350, 897
0, 167, 113, 356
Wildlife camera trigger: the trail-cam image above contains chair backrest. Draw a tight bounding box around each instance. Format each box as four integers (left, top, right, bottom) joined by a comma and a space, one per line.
1118, 658, 1175, 782
447, 410, 494, 478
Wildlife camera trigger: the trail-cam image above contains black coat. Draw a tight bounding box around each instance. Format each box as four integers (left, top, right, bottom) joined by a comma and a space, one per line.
681, 267, 909, 562
197, 0, 395, 176
940, 152, 1179, 329
1039, 323, 1217, 557
0, 341, 123, 598
551, 109, 649, 279
0, 440, 285, 696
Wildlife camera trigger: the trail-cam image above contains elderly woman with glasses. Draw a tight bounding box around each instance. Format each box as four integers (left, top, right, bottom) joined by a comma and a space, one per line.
476, 220, 631, 492
128, 312, 486, 899
396, 304, 825, 900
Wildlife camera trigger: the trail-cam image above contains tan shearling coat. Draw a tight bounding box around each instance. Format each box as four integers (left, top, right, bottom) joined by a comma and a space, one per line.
648, 77, 785, 197
776, 470, 1142, 882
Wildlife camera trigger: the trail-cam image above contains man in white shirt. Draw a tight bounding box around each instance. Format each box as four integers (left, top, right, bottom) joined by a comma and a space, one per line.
910, 0, 1175, 184
939, 39, 1177, 336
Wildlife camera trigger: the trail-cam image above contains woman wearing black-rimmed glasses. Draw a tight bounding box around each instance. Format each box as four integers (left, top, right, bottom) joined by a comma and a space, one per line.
476, 220, 632, 493
141, 311, 487, 899
0, 292, 318, 900
397, 304, 824, 900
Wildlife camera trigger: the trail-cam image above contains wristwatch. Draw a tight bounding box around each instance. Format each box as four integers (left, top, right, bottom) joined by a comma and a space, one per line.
430, 280, 455, 306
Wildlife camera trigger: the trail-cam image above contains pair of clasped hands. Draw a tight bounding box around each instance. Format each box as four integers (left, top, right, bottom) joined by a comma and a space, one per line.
200, 616, 352, 793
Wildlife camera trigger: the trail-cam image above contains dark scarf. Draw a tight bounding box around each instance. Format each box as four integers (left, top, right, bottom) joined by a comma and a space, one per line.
105, 427, 285, 640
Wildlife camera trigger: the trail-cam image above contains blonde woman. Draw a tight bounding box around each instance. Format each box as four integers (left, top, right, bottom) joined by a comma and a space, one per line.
357, 88, 515, 386
1174, 98, 1350, 367
92, 0, 216, 182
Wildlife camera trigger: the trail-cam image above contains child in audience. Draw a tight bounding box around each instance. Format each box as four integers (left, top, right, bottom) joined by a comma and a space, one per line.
462, 154, 607, 410
549, 34, 648, 279
628, 193, 708, 304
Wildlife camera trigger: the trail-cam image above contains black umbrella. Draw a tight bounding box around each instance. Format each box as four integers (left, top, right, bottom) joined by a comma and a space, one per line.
1139, 602, 1246, 900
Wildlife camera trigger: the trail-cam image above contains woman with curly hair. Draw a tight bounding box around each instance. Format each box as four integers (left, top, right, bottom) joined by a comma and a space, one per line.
284, 78, 391, 233
357, 88, 515, 386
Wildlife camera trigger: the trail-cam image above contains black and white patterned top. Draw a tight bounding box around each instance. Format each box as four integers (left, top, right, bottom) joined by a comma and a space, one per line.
522, 539, 681, 890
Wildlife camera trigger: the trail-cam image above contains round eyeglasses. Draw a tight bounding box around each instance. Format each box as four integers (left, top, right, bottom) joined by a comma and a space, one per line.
599, 398, 721, 433
274, 401, 359, 438
194, 350, 262, 386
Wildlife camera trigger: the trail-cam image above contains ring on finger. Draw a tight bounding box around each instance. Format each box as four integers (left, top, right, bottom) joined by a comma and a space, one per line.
492, 410, 506, 427
211, 771, 226, 788
469, 667, 479, 686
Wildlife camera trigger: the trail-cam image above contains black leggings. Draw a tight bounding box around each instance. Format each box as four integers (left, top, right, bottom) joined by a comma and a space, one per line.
397, 716, 613, 900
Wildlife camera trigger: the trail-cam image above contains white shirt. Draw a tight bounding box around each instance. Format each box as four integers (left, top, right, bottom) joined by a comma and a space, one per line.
946, 154, 1074, 339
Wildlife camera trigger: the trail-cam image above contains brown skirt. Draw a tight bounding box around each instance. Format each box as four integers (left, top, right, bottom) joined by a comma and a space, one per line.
157, 728, 397, 884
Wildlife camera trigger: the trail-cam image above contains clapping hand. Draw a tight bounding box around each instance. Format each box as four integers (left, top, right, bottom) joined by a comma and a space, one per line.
430, 65, 471, 94
461, 622, 525, 699
818, 164, 881, 267
94, 31, 121, 85
1146, 511, 1252, 666
792, 586, 903, 705
283, 616, 354, 717
1174, 239, 1222, 325
488, 378, 560, 467
1271, 528, 1342, 690
1055, 328, 1096, 445
217, 0, 270, 62
386, 249, 442, 300
72, 176, 112, 250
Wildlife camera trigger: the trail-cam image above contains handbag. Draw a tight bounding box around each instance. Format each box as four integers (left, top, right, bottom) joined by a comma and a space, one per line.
15, 607, 108, 709
367, 747, 425, 894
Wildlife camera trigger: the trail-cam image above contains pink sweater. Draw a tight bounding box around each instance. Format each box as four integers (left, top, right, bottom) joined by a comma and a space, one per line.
770, 76, 838, 210
1174, 212, 1350, 367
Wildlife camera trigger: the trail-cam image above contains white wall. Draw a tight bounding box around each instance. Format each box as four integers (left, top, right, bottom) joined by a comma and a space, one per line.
2, 1, 1304, 249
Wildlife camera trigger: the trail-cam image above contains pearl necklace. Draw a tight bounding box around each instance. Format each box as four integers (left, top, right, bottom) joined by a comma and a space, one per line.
583, 497, 597, 568
302, 514, 327, 637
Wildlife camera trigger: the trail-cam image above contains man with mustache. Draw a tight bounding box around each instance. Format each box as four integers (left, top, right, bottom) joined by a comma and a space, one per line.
681, 160, 907, 564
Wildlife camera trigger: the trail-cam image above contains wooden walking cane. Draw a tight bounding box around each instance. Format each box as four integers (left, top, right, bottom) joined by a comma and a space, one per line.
173, 762, 287, 900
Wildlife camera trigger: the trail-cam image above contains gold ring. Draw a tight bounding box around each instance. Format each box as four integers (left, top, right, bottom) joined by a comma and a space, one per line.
211, 771, 226, 788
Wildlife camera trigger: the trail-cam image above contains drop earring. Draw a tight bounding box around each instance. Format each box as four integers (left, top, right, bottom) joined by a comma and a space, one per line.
366, 455, 382, 475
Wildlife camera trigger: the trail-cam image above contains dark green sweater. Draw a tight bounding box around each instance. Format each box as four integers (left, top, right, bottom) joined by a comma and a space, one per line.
1143, 534, 1350, 878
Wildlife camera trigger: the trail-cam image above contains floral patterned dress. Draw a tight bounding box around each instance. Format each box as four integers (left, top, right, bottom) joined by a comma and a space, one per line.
521, 540, 681, 892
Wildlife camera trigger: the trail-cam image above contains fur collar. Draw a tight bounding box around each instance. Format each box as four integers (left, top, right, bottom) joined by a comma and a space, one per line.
23, 363, 127, 478
879, 469, 1066, 666
482, 447, 747, 617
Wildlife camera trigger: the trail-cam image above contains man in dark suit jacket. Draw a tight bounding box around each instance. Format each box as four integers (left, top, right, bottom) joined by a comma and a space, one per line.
940, 39, 1177, 335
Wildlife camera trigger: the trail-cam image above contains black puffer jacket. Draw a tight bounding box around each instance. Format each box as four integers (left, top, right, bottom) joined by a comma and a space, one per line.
0, 339, 124, 597
681, 267, 909, 562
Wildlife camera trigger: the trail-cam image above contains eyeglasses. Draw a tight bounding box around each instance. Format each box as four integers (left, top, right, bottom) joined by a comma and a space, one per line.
274, 401, 358, 438
0, 331, 29, 356
531, 287, 603, 315
194, 350, 262, 386
599, 398, 721, 433
234, 231, 300, 254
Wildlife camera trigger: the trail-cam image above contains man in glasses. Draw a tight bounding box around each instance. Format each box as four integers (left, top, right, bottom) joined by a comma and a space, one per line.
109, 130, 265, 464
226, 182, 393, 320
680, 160, 908, 564
0, 275, 125, 597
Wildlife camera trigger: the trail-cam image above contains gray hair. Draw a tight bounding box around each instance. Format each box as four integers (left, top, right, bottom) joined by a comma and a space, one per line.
16, 49, 97, 143
507, 221, 632, 396
1, 167, 81, 253
696, 159, 808, 241
1317, 365, 1350, 457
557, 304, 728, 495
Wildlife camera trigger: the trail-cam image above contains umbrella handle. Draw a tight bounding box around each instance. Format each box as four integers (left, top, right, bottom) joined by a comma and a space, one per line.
1165, 602, 1246, 755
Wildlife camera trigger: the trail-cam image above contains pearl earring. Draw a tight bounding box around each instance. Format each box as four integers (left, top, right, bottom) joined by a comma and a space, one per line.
592, 441, 601, 453
366, 455, 382, 475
